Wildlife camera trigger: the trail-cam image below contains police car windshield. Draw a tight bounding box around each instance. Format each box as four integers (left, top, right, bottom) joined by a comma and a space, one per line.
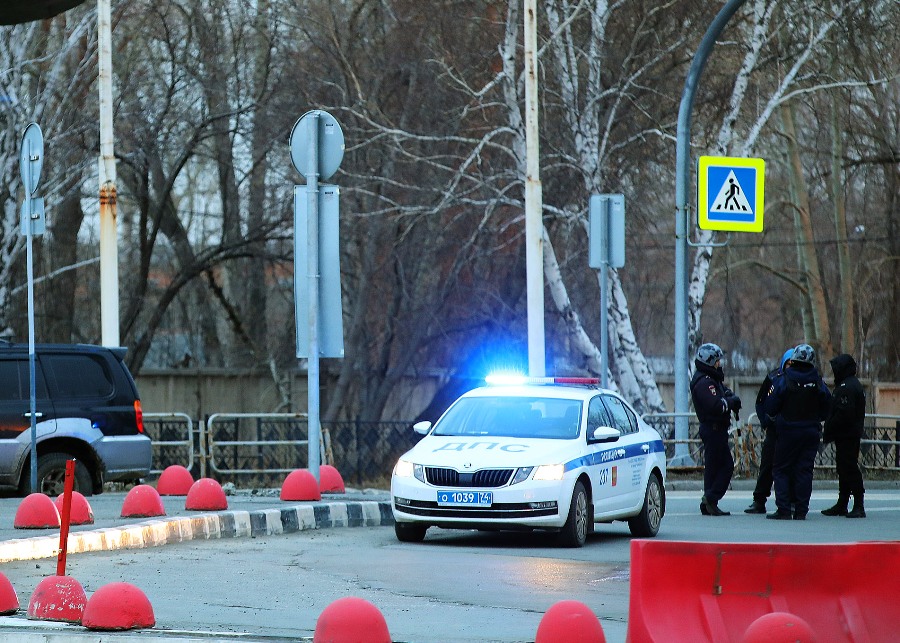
433, 396, 582, 439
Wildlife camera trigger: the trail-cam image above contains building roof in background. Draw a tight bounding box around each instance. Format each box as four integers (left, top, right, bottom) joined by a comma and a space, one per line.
0, 0, 85, 26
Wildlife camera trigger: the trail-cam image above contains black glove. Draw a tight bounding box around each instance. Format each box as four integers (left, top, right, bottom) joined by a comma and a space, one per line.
726, 394, 742, 412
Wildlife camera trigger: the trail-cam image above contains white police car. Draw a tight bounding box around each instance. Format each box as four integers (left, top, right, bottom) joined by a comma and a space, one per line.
391, 376, 666, 547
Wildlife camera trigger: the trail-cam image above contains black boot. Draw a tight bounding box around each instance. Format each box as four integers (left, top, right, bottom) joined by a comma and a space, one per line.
744, 500, 766, 514
846, 496, 866, 519
821, 497, 849, 516
702, 496, 730, 516
700, 496, 710, 515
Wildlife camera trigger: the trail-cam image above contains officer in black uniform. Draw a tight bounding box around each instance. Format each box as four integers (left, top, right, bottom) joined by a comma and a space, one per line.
745, 348, 794, 514
822, 353, 867, 518
763, 344, 831, 520
690, 343, 741, 516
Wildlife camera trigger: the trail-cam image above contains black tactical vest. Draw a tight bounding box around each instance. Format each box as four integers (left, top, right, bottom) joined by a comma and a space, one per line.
780, 378, 820, 422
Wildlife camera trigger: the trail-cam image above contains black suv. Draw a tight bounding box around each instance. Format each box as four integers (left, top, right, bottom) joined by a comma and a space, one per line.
0, 342, 151, 496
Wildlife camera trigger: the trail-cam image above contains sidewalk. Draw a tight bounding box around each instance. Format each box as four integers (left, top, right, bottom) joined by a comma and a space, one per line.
0, 487, 393, 564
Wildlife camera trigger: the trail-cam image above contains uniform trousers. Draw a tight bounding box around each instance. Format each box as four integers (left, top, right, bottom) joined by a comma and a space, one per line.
699, 424, 733, 503
752, 425, 776, 503
772, 425, 820, 515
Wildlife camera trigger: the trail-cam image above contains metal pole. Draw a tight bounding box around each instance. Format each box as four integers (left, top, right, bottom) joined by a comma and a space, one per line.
306, 114, 321, 482
98, 0, 120, 346
599, 199, 609, 389
25, 141, 38, 493
672, 0, 747, 466
524, 0, 545, 377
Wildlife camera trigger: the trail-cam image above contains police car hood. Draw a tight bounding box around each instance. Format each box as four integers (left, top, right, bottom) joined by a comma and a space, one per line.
406, 435, 576, 468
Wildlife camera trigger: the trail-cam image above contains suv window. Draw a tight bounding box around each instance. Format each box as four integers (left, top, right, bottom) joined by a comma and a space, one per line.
0, 358, 49, 401
44, 354, 114, 398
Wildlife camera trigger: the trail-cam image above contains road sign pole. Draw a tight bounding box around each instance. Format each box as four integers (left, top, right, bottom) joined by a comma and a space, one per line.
20, 125, 43, 493
26, 177, 38, 493
306, 113, 321, 482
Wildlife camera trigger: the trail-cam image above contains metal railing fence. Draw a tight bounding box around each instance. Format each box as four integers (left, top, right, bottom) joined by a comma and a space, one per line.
142, 412, 900, 486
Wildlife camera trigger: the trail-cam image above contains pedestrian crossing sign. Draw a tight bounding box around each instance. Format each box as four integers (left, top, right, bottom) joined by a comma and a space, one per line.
698, 156, 765, 232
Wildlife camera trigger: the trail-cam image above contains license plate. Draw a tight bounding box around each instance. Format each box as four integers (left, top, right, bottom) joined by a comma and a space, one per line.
436, 490, 493, 507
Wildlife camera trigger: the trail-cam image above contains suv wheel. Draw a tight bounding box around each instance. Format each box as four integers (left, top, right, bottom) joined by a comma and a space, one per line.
35, 453, 94, 497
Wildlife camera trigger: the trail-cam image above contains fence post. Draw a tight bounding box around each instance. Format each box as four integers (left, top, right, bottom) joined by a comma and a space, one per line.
355, 415, 362, 486
895, 421, 899, 469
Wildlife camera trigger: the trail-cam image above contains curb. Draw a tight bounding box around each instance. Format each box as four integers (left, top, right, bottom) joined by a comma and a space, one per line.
0, 500, 395, 564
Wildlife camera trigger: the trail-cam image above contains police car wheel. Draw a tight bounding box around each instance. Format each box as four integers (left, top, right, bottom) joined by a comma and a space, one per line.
395, 522, 428, 543
628, 473, 663, 538
557, 480, 589, 548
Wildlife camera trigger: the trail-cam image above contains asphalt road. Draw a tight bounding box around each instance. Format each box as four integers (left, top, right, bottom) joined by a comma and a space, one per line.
0, 486, 898, 642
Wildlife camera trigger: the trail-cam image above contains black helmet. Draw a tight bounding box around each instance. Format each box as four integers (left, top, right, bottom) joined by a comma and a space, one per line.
696, 343, 724, 367
791, 343, 816, 365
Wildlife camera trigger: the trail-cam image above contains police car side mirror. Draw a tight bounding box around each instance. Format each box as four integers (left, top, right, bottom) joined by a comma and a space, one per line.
413, 421, 432, 435
591, 426, 620, 442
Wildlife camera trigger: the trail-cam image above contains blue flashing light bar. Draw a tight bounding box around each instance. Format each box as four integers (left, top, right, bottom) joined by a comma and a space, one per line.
485, 374, 600, 386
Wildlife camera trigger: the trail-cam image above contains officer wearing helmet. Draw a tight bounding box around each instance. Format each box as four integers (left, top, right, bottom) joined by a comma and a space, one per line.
762, 343, 832, 520
690, 343, 741, 516
745, 347, 794, 514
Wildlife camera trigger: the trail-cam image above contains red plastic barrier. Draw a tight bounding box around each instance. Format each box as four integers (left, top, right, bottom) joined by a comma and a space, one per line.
627, 540, 900, 643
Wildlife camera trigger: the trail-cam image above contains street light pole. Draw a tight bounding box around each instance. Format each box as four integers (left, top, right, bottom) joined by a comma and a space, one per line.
672, 0, 747, 464
98, 0, 120, 347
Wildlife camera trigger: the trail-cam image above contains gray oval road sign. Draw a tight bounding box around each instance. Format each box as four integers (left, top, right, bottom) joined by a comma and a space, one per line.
289, 110, 344, 181
20, 122, 43, 195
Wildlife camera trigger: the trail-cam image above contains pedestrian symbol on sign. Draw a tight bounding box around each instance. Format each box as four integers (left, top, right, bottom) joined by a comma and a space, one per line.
697, 156, 765, 233
711, 171, 752, 213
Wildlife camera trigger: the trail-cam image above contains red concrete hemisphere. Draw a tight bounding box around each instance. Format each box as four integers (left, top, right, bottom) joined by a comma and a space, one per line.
0, 573, 19, 615
280, 469, 322, 501
743, 612, 817, 643
314, 596, 391, 643
121, 484, 166, 518
54, 491, 94, 525
26, 575, 86, 623
156, 465, 194, 496
535, 600, 606, 643
185, 478, 228, 511
82, 582, 156, 631
14, 493, 61, 529
319, 464, 346, 493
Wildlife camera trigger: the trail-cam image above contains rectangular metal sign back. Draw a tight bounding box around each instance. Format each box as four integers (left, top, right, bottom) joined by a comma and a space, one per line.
295, 185, 345, 358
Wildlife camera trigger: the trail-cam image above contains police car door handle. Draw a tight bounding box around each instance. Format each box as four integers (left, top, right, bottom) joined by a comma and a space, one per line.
23, 411, 44, 419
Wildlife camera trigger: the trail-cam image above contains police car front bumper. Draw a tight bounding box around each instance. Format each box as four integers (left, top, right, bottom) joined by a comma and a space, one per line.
391, 476, 574, 530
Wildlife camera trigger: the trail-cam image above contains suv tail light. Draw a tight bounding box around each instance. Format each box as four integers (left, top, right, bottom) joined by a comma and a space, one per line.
134, 400, 144, 434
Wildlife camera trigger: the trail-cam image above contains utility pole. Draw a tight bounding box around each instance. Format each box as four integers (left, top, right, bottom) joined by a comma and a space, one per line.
98, 0, 120, 346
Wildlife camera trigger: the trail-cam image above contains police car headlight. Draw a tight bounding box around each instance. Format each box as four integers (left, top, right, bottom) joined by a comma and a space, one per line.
394, 459, 426, 483
510, 466, 534, 485
533, 464, 565, 481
